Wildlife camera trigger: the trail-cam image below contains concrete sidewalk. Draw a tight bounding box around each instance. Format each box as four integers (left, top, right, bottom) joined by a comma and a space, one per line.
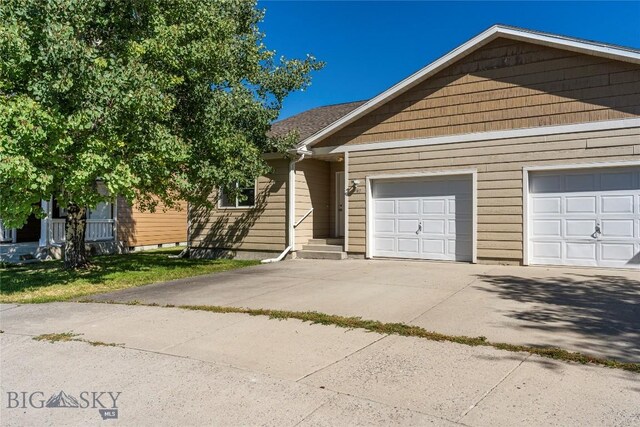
1, 302, 638, 426
90, 259, 640, 362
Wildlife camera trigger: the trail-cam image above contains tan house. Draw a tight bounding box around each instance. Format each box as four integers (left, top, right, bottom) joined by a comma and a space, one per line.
190, 25, 640, 270
0, 198, 187, 262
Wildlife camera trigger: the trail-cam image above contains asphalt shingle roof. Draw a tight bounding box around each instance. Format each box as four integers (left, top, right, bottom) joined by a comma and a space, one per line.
270, 100, 367, 143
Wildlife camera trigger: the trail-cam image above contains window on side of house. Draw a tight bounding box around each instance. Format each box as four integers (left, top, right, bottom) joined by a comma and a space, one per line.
88, 202, 112, 219
219, 182, 256, 208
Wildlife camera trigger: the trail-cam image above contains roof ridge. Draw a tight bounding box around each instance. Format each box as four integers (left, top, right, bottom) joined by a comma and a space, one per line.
489, 24, 640, 54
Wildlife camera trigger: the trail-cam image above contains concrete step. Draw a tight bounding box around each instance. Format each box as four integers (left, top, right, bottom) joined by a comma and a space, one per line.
296, 250, 347, 260
307, 238, 344, 246
301, 244, 344, 252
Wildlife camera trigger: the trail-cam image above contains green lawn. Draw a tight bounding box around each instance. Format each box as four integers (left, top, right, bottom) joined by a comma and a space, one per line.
0, 249, 259, 304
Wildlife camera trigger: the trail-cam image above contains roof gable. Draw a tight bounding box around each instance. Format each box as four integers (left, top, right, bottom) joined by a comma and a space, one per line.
298, 25, 640, 151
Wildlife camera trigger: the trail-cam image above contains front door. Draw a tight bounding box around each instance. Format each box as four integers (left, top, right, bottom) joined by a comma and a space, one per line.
336, 171, 345, 237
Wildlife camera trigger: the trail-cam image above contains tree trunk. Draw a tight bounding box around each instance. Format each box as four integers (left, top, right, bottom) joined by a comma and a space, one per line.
64, 204, 90, 269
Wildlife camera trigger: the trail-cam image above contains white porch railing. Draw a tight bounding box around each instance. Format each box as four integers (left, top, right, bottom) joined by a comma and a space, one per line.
51, 219, 115, 244
0, 220, 15, 243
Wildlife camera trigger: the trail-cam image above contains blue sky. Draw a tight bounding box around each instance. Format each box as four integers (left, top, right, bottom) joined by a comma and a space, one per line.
258, 1, 640, 120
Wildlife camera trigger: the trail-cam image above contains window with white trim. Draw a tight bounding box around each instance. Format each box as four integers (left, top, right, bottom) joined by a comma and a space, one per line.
219, 182, 256, 208
88, 202, 112, 219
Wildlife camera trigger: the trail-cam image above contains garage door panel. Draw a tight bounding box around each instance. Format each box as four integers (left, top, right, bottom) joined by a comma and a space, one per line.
375, 219, 395, 233
398, 219, 420, 234
601, 243, 635, 262
601, 195, 634, 213
422, 199, 446, 214
374, 237, 395, 252
566, 196, 596, 213
533, 197, 561, 214
529, 167, 639, 269
422, 219, 445, 234
601, 219, 634, 237
566, 220, 597, 237
374, 200, 395, 214
398, 238, 420, 254
372, 176, 473, 261
532, 220, 561, 237
565, 242, 597, 261
398, 200, 420, 214
421, 239, 445, 255
532, 241, 562, 259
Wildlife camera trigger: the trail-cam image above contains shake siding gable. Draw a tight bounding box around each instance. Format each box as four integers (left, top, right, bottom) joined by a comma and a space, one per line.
315, 40, 640, 149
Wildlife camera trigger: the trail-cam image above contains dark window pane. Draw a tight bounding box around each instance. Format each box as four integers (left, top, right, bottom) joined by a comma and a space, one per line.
219, 189, 234, 207
238, 187, 255, 207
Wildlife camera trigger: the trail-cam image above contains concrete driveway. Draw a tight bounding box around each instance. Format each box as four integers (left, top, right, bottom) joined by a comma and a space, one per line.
90, 259, 640, 362
1, 302, 638, 426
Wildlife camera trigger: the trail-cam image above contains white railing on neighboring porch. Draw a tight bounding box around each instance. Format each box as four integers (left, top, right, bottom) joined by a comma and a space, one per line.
51, 219, 115, 244
0, 220, 15, 243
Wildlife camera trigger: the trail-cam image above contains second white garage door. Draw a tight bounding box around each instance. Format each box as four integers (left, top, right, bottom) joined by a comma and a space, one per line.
371, 176, 472, 261
528, 167, 640, 269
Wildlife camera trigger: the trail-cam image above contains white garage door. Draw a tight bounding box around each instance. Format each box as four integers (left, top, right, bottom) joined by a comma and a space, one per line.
528, 167, 640, 269
372, 176, 472, 261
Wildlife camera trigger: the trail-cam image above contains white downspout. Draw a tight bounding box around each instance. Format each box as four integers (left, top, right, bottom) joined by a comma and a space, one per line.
261, 245, 292, 264
261, 151, 307, 264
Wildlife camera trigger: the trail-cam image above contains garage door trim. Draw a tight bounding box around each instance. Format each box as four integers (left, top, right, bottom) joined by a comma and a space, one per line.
365, 169, 478, 263
523, 160, 640, 267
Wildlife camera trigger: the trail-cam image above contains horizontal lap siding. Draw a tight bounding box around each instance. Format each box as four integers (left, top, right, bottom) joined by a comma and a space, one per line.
117, 198, 188, 247
346, 127, 640, 260
189, 159, 289, 252
315, 40, 640, 148
295, 159, 331, 250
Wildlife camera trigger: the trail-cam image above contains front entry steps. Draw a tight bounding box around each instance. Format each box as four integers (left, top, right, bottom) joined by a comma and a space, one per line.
296, 238, 347, 260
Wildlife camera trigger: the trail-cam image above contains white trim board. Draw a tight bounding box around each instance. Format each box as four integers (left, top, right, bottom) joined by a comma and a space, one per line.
311, 118, 640, 155
365, 169, 478, 263
522, 159, 640, 267
344, 151, 350, 252
298, 24, 640, 152
334, 171, 345, 237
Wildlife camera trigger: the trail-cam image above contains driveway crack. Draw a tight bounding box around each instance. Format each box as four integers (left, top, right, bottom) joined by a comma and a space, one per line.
456, 354, 530, 423
407, 267, 498, 323
295, 334, 390, 383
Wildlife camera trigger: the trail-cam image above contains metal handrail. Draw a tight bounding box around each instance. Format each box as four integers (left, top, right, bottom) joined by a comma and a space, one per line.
294, 208, 314, 228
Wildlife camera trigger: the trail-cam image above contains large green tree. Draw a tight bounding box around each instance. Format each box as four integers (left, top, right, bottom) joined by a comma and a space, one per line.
0, 0, 322, 268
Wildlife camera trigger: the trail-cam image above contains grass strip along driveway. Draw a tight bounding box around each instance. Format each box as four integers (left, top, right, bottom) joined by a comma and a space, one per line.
81, 300, 640, 374
0, 249, 258, 304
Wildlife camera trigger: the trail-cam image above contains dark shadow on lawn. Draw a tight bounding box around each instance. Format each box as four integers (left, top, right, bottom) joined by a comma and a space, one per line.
0, 250, 243, 296
476, 273, 640, 362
